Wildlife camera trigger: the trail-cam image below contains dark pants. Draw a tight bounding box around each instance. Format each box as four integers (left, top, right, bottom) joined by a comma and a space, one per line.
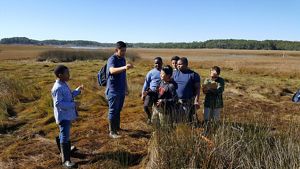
143, 91, 157, 119
107, 94, 125, 128
59, 120, 71, 143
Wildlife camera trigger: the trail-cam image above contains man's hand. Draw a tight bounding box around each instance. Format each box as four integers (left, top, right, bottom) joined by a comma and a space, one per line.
125, 63, 134, 70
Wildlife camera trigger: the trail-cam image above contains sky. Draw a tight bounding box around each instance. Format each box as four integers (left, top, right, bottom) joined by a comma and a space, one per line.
0, 0, 299, 43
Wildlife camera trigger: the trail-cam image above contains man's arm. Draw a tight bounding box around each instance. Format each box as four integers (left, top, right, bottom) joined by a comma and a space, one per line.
193, 72, 201, 109
194, 82, 201, 107
109, 64, 133, 74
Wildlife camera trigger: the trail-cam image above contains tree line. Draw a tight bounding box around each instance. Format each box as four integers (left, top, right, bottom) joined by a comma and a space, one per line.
1, 37, 300, 51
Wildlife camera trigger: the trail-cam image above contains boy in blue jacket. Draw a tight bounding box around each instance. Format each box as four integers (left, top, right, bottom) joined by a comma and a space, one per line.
51, 65, 83, 168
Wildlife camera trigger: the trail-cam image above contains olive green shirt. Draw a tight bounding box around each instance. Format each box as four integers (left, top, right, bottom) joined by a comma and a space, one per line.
203, 77, 225, 109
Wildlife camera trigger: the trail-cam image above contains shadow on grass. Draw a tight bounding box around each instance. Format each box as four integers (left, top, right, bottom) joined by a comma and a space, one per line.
77, 151, 145, 167
128, 130, 151, 139
0, 121, 26, 134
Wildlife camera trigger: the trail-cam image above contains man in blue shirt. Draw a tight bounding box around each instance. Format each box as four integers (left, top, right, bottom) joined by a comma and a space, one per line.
173, 57, 201, 124
106, 41, 133, 139
51, 65, 83, 168
141, 57, 163, 124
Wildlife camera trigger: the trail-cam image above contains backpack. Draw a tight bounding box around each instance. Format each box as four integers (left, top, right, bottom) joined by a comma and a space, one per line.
292, 89, 300, 103
97, 64, 107, 86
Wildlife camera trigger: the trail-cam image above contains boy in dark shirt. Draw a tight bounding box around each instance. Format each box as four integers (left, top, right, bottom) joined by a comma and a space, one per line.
152, 65, 178, 127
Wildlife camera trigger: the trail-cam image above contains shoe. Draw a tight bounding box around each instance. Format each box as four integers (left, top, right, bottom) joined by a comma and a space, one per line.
60, 143, 76, 168
63, 161, 76, 168
109, 120, 121, 139
109, 132, 122, 139
56, 136, 77, 154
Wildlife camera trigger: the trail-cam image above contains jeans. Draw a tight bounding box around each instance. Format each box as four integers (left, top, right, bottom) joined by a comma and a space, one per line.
59, 120, 71, 143
203, 107, 221, 121
107, 94, 125, 126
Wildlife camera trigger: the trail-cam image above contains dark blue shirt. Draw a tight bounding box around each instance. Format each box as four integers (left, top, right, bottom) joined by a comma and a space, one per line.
106, 54, 126, 96
173, 69, 200, 99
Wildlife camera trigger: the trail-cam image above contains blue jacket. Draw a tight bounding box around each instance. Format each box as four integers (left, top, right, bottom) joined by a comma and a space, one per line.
51, 80, 81, 124
142, 68, 161, 92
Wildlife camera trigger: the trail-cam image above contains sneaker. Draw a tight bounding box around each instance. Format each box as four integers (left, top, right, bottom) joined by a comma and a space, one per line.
63, 161, 75, 168
109, 132, 122, 139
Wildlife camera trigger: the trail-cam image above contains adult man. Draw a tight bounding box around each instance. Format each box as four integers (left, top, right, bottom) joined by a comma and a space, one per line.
106, 41, 133, 138
141, 57, 163, 124
173, 57, 201, 124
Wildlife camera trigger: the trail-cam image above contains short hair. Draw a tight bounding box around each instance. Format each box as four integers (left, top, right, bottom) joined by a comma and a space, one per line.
178, 57, 188, 66
154, 57, 163, 63
116, 41, 127, 49
211, 66, 221, 75
171, 56, 180, 61
162, 65, 173, 76
54, 65, 68, 77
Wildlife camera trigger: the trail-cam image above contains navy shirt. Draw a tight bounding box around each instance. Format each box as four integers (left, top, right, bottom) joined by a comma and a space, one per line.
106, 54, 126, 96
173, 69, 200, 99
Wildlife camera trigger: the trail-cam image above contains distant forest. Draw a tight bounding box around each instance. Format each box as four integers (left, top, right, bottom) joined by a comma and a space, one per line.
1, 37, 300, 51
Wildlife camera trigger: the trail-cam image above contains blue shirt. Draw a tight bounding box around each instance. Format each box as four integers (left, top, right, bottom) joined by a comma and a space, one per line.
106, 54, 126, 96
51, 80, 81, 124
173, 69, 201, 99
142, 68, 161, 92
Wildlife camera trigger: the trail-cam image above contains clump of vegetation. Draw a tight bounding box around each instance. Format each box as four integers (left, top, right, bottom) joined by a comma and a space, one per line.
0, 76, 40, 120
146, 122, 300, 169
36, 49, 140, 62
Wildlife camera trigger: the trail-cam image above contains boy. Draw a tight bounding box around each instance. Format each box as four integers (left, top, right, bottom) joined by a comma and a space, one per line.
202, 66, 225, 133
171, 56, 180, 70
141, 57, 163, 124
51, 65, 83, 168
152, 65, 178, 127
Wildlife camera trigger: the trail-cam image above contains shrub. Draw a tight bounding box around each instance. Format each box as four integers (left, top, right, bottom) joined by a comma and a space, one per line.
146, 122, 300, 169
36, 49, 140, 62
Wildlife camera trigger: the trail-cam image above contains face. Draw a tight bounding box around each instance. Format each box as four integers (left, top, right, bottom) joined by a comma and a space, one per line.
59, 69, 70, 81
115, 47, 127, 57
160, 70, 171, 82
177, 60, 187, 71
210, 69, 219, 78
171, 60, 177, 69
154, 59, 163, 70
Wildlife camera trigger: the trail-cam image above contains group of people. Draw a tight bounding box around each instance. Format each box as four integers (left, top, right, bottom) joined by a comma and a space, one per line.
141, 55, 225, 129
50, 41, 225, 168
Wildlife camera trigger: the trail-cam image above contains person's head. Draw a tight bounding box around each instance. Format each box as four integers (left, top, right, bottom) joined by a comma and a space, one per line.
154, 57, 163, 70
171, 56, 180, 70
210, 66, 221, 78
177, 57, 188, 71
160, 65, 173, 82
115, 41, 127, 57
54, 65, 70, 81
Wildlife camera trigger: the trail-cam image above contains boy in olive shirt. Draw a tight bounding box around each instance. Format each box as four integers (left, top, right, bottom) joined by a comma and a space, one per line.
202, 66, 225, 128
